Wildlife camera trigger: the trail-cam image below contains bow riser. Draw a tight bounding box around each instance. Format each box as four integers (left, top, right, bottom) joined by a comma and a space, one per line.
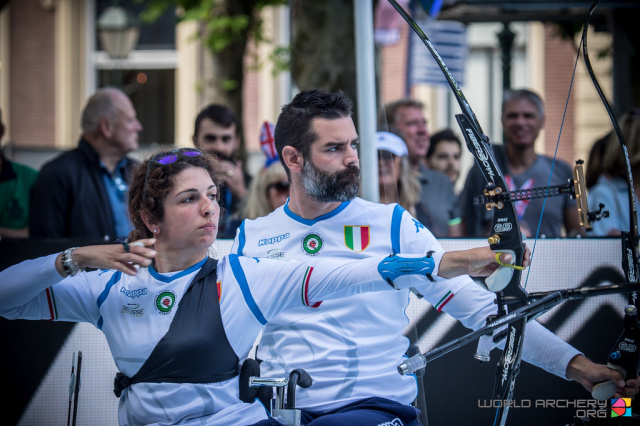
387, 1, 528, 424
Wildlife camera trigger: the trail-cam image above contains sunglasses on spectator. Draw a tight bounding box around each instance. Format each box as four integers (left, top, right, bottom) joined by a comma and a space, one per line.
142, 148, 204, 200
268, 181, 290, 193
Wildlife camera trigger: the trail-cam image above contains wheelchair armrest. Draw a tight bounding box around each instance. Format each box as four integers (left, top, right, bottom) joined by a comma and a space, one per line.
239, 359, 274, 410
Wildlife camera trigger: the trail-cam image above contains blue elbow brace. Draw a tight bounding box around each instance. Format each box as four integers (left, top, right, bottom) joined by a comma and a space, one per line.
377, 251, 436, 290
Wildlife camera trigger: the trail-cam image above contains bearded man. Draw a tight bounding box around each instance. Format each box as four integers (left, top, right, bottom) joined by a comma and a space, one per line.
231, 89, 637, 425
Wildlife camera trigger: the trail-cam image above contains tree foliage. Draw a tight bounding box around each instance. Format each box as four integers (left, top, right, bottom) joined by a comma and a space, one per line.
139, 0, 286, 148
140, 0, 367, 148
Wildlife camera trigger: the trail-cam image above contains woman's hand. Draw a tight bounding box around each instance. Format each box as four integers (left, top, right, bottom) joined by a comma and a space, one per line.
56, 239, 157, 277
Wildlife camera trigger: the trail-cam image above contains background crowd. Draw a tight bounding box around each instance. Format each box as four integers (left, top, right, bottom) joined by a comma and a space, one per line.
2, 87, 640, 426
2, 86, 637, 242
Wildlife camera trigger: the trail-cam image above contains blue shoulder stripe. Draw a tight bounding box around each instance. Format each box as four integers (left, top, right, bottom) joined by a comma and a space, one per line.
96, 270, 122, 330
391, 204, 405, 254
235, 221, 246, 254
228, 254, 267, 325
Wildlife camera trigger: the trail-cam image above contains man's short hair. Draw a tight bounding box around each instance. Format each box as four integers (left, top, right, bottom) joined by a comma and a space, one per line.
502, 89, 545, 119
274, 90, 353, 177
427, 128, 461, 158
81, 88, 120, 134
193, 104, 239, 137
380, 99, 425, 128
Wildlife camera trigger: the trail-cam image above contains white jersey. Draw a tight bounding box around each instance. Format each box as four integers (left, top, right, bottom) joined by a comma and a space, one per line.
0, 251, 406, 425
232, 198, 581, 411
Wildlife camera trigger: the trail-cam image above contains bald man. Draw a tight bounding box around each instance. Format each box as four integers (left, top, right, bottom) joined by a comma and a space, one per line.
30, 87, 142, 239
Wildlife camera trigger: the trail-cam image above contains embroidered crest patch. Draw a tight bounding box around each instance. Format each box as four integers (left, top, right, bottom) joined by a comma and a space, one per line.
155, 291, 176, 314
302, 233, 323, 256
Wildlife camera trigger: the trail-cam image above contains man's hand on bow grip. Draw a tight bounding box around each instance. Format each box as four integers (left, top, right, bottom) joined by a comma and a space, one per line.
438, 245, 530, 280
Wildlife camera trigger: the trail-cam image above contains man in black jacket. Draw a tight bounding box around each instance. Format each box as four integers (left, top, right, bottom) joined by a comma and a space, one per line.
29, 87, 141, 239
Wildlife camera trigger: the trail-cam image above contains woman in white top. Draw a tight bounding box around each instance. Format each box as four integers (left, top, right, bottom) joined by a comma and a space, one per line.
0, 148, 509, 425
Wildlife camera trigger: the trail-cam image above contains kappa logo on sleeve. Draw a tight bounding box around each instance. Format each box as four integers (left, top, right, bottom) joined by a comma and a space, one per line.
344, 225, 370, 252
412, 218, 425, 233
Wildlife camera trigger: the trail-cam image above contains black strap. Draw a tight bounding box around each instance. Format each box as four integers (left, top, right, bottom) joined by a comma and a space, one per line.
114, 258, 240, 397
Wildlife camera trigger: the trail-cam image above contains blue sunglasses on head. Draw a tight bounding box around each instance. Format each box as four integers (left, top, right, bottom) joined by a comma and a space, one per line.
142, 148, 204, 200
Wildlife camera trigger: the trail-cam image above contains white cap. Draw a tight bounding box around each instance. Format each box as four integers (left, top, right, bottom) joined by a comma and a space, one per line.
375, 131, 408, 157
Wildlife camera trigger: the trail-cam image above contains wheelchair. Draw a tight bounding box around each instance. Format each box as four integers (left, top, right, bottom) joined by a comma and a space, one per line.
239, 358, 313, 426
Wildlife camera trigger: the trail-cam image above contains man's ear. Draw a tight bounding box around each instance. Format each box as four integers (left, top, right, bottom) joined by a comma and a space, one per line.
99, 118, 113, 139
281, 146, 304, 174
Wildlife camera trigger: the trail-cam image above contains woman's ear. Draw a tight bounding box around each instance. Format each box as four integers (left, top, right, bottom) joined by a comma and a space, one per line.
141, 210, 159, 235
282, 146, 303, 174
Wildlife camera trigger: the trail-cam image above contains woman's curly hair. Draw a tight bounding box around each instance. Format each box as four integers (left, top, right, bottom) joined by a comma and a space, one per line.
127, 149, 222, 242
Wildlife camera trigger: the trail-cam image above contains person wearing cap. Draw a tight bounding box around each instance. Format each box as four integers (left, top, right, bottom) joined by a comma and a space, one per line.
376, 131, 420, 217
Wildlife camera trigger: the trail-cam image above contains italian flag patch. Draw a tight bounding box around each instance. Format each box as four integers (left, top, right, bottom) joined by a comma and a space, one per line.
344, 226, 370, 252
45, 287, 58, 321
435, 291, 454, 312
301, 266, 321, 308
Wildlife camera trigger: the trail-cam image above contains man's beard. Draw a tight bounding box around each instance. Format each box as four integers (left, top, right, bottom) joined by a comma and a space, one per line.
301, 160, 360, 202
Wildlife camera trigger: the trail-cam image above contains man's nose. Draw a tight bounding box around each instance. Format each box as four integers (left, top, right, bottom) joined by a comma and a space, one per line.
345, 144, 359, 165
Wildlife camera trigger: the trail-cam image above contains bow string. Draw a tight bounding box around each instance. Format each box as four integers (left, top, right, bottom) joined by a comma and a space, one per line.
581, 0, 640, 298
387, 1, 527, 424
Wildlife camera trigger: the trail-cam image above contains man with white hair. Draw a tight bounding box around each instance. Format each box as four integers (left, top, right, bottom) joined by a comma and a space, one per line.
460, 88, 582, 238
30, 87, 142, 239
